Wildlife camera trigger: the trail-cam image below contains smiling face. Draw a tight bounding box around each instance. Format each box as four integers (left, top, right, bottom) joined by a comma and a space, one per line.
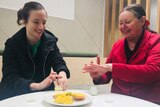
119, 11, 145, 41
24, 9, 47, 45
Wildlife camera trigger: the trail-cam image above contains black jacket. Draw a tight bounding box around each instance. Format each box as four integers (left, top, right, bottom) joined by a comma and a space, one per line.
0, 27, 70, 100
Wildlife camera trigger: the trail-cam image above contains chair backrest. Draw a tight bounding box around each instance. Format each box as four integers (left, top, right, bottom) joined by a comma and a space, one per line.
63, 57, 107, 87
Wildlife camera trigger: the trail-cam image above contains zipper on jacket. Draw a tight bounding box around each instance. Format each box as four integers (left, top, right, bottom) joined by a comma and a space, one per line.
27, 44, 36, 80
43, 49, 54, 79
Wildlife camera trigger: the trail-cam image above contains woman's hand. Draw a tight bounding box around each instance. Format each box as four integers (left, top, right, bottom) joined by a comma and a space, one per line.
82, 56, 112, 78
30, 71, 61, 91
83, 63, 109, 77
57, 71, 68, 91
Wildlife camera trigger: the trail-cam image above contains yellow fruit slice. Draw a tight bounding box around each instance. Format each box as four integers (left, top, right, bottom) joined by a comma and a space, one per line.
72, 93, 86, 100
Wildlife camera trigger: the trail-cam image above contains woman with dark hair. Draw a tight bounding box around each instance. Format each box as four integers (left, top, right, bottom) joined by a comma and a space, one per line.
0, 1, 70, 100
83, 4, 160, 104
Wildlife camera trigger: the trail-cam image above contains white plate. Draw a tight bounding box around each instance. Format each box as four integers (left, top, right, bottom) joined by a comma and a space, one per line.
43, 90, 92, 106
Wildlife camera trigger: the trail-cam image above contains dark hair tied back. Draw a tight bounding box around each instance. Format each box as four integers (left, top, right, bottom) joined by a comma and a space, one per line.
17, 1, 45, 25
17, 9, 24, 25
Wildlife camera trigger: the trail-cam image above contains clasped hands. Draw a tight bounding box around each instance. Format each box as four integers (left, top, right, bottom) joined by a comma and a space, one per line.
30, 71, 68, 91
82, 56, 112, 78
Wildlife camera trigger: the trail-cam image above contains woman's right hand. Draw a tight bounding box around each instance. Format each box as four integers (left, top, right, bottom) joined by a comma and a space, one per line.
30, 71, 62, 91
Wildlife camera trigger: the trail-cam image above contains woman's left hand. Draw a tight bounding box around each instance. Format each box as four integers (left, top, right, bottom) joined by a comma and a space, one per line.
57, 71, 68, 91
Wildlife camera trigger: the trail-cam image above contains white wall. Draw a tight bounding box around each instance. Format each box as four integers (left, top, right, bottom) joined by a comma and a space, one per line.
150, 0, 157, 31
0, 0, 105, 56
0, 0, 74, 20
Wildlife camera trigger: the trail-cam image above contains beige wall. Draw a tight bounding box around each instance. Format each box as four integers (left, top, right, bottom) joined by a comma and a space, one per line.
64, 57, 107, 86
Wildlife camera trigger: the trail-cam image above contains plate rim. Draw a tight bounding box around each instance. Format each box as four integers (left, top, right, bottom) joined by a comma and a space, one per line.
43, 90, 93, 107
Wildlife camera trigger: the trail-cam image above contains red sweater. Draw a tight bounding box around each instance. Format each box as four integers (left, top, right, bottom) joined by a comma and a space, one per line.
100, 30, 160, 103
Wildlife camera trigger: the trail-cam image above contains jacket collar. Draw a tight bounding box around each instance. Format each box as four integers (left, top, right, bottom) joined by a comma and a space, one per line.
14, 27, 57, 53
126, 30, 151, 61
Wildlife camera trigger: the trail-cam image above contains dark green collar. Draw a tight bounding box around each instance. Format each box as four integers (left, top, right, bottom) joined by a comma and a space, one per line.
31, 40, 41, 57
